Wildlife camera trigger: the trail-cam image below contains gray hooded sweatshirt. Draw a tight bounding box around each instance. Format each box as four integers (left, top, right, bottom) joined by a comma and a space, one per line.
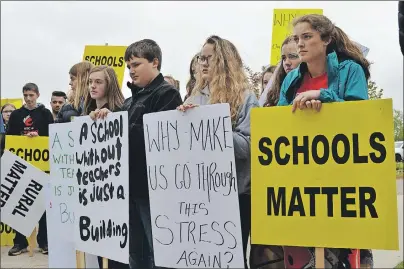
184, 86, 259, 195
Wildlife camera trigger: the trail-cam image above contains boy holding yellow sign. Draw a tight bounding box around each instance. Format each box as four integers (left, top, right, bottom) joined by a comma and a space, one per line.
5, 82, 53, 256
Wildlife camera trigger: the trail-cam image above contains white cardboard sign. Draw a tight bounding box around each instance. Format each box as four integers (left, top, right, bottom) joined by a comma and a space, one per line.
48, 122, 76, 242
143, 103, 244, 268
72, 112, 129, 264
1, 150, 49, 236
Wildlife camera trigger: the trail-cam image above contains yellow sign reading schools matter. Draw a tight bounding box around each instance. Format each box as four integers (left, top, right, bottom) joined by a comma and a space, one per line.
82, 45, 127, 89
270, 9, 323, 66
251, 99, 398, 250
1, 98, 23, 109
5, 136, 50, 172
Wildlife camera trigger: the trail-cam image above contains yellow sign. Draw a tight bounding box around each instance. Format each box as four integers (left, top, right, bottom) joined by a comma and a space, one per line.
5, 136, 50, 172
270, 9, 323, 66
82, 45, 127, 89
1, 98, 23, 109
0, 222, 16, 246
251, 99, 399, 250
0, 222, 36, 247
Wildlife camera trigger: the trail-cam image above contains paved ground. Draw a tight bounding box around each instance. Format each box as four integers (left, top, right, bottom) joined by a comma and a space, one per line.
1, 181, 403, 268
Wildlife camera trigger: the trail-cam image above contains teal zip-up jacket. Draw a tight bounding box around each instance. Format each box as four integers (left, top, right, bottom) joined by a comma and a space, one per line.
277, 51, 369, 106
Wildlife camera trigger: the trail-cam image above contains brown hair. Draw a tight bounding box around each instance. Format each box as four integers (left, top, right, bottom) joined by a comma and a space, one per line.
69, 61, 94, 110
264, 36, 297, 107
1, 103, 16, 113
292, 14, 370, 80
185, 53, 199, 100
83, 65, 125, 115
164, 75, 177, 88
261, 65, 277, 92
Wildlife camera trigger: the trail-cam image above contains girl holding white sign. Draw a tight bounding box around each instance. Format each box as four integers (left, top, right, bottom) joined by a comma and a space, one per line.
178, 35, 259, 269
276, 14, 373, 268
83, 65, 127, 269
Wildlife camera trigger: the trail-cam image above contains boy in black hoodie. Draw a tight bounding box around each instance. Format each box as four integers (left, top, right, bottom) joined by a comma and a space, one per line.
6, 82, 53, 256
92, 39, 182, 268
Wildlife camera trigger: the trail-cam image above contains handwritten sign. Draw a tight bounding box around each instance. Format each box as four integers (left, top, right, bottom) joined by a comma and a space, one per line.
143, 103, 244, 268
48, 123, 76, 242
6, 135, 50, 172
1, 150, 49, 236
270, 9, 323, 65
72, 112, 129, 263
82, 45, 127, 89
251, 99, 399, 250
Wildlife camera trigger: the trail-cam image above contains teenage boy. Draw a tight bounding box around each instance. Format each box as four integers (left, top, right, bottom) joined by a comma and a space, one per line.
92, 39, 182, 268
6, 82, 53, 256
50, 91, 67, 120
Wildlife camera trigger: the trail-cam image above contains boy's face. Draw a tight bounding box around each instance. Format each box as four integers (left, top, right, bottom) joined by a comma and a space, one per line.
23, 89, 39, 108
126, 56, 159, 88
50, 96, 66, 114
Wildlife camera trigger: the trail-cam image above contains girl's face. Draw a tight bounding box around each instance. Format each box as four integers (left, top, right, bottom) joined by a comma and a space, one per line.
2, 105, 15, 122
293, 22, 329, 63
262, 71, 273, 90
199, 43, 215, 82
281, 42, 301, 73
88, 71, 107, 100
69, 73, 78, 91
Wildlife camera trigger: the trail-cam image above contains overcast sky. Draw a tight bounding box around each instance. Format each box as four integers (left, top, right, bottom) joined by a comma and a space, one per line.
1, 1, 403, 110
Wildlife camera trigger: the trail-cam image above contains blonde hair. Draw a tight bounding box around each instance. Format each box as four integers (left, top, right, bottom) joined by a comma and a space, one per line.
69, 61, 94, 110
189, 35, 251, 122
292, 14, 370, 80
83, 65, 125, 115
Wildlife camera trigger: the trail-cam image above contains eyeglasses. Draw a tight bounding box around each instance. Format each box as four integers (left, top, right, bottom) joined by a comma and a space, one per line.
2, 110, 13, 114
197, 55, 213, 65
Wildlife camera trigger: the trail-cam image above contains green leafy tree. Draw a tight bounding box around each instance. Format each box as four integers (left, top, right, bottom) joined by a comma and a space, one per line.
394, 109, 404, 141
368, 80, 383, 100
243, 64, 262, 97
367, 81, 403, 141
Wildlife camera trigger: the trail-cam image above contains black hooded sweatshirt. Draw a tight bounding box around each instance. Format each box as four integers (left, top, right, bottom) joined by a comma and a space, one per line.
6, 104, 54, 136
123, 73, 183, 201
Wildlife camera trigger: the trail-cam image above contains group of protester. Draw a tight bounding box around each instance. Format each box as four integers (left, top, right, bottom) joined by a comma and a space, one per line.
1, 13, 376, 269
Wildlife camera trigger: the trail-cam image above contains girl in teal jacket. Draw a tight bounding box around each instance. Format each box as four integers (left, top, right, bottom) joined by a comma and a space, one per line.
276, 14, 373, 268
277, 15, 370, 112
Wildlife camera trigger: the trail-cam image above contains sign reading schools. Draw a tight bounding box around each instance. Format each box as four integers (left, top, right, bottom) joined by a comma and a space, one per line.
6, 135, 50, 172
251, 99, 399, 250
270, 9, 323, 65
82, 45, 127, 89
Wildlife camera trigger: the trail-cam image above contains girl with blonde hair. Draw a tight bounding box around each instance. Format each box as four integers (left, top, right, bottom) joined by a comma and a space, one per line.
56, 61, 94, 123
179, 35, 259, 269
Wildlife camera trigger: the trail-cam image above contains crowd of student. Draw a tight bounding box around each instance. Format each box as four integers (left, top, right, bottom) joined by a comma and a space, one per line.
0, 14, 375, 269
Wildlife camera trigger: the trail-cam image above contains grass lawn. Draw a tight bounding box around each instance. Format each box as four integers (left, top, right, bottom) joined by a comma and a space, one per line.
397, 162, 404, 180
395, 261, 404, 269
